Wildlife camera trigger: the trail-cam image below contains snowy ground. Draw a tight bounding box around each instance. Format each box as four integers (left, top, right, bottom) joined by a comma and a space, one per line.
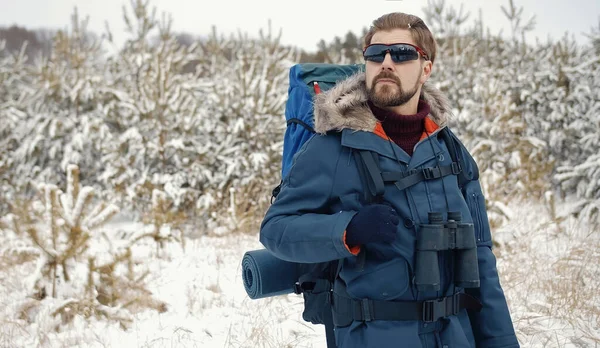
1, 199, 599, 348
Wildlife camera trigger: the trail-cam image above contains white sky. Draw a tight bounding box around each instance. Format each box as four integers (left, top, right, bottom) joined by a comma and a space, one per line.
0, 0, 598, 51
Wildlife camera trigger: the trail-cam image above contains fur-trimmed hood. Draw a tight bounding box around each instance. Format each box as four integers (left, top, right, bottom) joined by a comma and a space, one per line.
313, 72, 452, 134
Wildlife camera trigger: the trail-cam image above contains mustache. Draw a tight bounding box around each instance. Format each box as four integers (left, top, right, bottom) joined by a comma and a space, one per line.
373, 72, 402, 85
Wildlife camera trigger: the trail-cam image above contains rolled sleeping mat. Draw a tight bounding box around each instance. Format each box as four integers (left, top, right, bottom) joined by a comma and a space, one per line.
242, 249, 303, 300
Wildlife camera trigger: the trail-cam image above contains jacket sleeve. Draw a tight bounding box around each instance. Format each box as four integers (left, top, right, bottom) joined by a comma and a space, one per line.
463, 177, 520, 348
259, 134, 359, 264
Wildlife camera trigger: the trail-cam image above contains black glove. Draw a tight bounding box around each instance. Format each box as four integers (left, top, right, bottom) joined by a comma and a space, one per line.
345, 203, 399, 247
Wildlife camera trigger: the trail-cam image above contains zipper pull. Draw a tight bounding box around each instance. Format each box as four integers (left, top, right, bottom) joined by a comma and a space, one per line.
313, 81, 321, 94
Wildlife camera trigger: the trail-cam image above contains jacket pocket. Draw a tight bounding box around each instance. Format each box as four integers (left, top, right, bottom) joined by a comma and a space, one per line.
341, 257, 411, 301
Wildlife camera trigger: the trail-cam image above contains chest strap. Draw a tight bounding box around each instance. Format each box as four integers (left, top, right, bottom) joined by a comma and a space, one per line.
332, 291, 482, 326
381, 162, 462, 191
355, 150, 463, 198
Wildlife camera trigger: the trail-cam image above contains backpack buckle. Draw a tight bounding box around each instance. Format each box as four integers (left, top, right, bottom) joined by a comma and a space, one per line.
451, 162, 462, 175
422, 298, 444, 322
451, 293, 461, 315
422, 167, 442, 180
422, 294, 462, 322
422, 168, 432, 180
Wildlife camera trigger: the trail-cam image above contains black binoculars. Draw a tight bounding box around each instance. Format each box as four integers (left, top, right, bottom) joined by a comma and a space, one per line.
414, 211, 480, 292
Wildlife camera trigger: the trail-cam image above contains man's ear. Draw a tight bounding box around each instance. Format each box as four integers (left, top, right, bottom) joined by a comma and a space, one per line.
420, 61, 433, 84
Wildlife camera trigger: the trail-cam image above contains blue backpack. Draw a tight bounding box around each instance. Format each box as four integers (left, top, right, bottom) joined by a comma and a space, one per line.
270, 63, 479, 348
281, 63, 365, 178
271, 63, 364, 202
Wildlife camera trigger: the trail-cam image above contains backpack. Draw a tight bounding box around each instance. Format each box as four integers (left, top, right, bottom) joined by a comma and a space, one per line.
270, 63, 479, 348
270, 63, 364, 202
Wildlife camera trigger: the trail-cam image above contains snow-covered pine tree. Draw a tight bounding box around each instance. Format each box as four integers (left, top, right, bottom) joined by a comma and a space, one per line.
553, 22, 600, 223
194, 22, 299, 234
99, 0, 209, 222
0, 39, 31, 215
10, 8, 109, 208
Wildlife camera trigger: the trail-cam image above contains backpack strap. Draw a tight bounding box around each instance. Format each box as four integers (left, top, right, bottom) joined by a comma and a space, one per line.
323, 307, 336, 348
382, 164, 462, 191
287, 118, 316, 133
439, 127, 479, 191
353, 150, 385, 204
348, 128, 477, 203
273, 81, 323, 204
351, 150, 387, 273
373, 128, 476, 195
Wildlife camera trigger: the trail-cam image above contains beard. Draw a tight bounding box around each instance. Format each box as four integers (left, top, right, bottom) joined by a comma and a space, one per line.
367, 71, 420, 107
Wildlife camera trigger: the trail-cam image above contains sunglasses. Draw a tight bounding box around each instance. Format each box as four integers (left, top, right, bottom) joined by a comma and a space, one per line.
363, 43, 430, 63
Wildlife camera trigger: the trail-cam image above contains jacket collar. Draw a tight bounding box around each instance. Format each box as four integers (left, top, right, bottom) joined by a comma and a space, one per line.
313, 72, 451, 135
340, 128, 443, 167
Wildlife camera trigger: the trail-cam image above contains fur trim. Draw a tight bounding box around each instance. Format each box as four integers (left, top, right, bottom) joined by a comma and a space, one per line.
313, 72, 451, 134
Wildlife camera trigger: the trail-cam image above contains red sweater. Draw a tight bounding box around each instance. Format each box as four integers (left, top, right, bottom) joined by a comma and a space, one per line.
368, 99, 431, 156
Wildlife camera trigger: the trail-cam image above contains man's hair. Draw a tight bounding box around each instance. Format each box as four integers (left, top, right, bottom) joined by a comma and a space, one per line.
363, 12, 437, 63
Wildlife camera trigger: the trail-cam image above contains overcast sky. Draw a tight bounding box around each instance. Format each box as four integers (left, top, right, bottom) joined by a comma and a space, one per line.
0, 0, 598, 51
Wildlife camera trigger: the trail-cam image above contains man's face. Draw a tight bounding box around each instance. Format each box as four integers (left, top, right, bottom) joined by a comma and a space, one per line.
365, 29, 431, 108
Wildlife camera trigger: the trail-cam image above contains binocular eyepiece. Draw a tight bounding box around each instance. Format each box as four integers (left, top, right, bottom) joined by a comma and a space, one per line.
414, 211, 480, 292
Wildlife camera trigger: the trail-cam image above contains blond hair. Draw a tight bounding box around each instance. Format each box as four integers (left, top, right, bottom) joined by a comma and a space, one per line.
363, 12, 437, 63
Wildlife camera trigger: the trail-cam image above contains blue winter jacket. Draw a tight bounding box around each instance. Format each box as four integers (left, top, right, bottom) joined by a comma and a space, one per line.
260, 73, 520, 348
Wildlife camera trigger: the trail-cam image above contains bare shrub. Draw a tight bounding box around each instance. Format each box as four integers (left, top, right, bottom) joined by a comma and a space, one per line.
5, 164, 167, 336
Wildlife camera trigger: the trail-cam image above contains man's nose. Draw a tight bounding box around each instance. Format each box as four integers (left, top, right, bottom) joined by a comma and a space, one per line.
380, 52, 395, 71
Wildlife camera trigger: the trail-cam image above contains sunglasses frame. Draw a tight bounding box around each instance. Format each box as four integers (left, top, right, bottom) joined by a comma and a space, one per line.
362, 42, 430, 63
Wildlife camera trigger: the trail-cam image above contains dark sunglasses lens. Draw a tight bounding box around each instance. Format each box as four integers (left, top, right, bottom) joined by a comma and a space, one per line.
364, 44, 420, 63
363, 45, 387, 62
389, 45, 419, 62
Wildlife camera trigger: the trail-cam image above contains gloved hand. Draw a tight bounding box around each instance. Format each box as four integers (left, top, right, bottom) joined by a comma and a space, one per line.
345, 203, 399, 247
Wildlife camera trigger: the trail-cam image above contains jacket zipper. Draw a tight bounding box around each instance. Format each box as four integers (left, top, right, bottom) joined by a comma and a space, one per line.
471, 192, 483, 243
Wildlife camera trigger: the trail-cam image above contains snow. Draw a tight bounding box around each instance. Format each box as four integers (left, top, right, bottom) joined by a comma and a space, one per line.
86, 204, 120, 230
0, 222, 323, 348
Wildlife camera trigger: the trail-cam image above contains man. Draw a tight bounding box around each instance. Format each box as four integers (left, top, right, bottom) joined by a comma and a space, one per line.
260, 12, 519, 348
